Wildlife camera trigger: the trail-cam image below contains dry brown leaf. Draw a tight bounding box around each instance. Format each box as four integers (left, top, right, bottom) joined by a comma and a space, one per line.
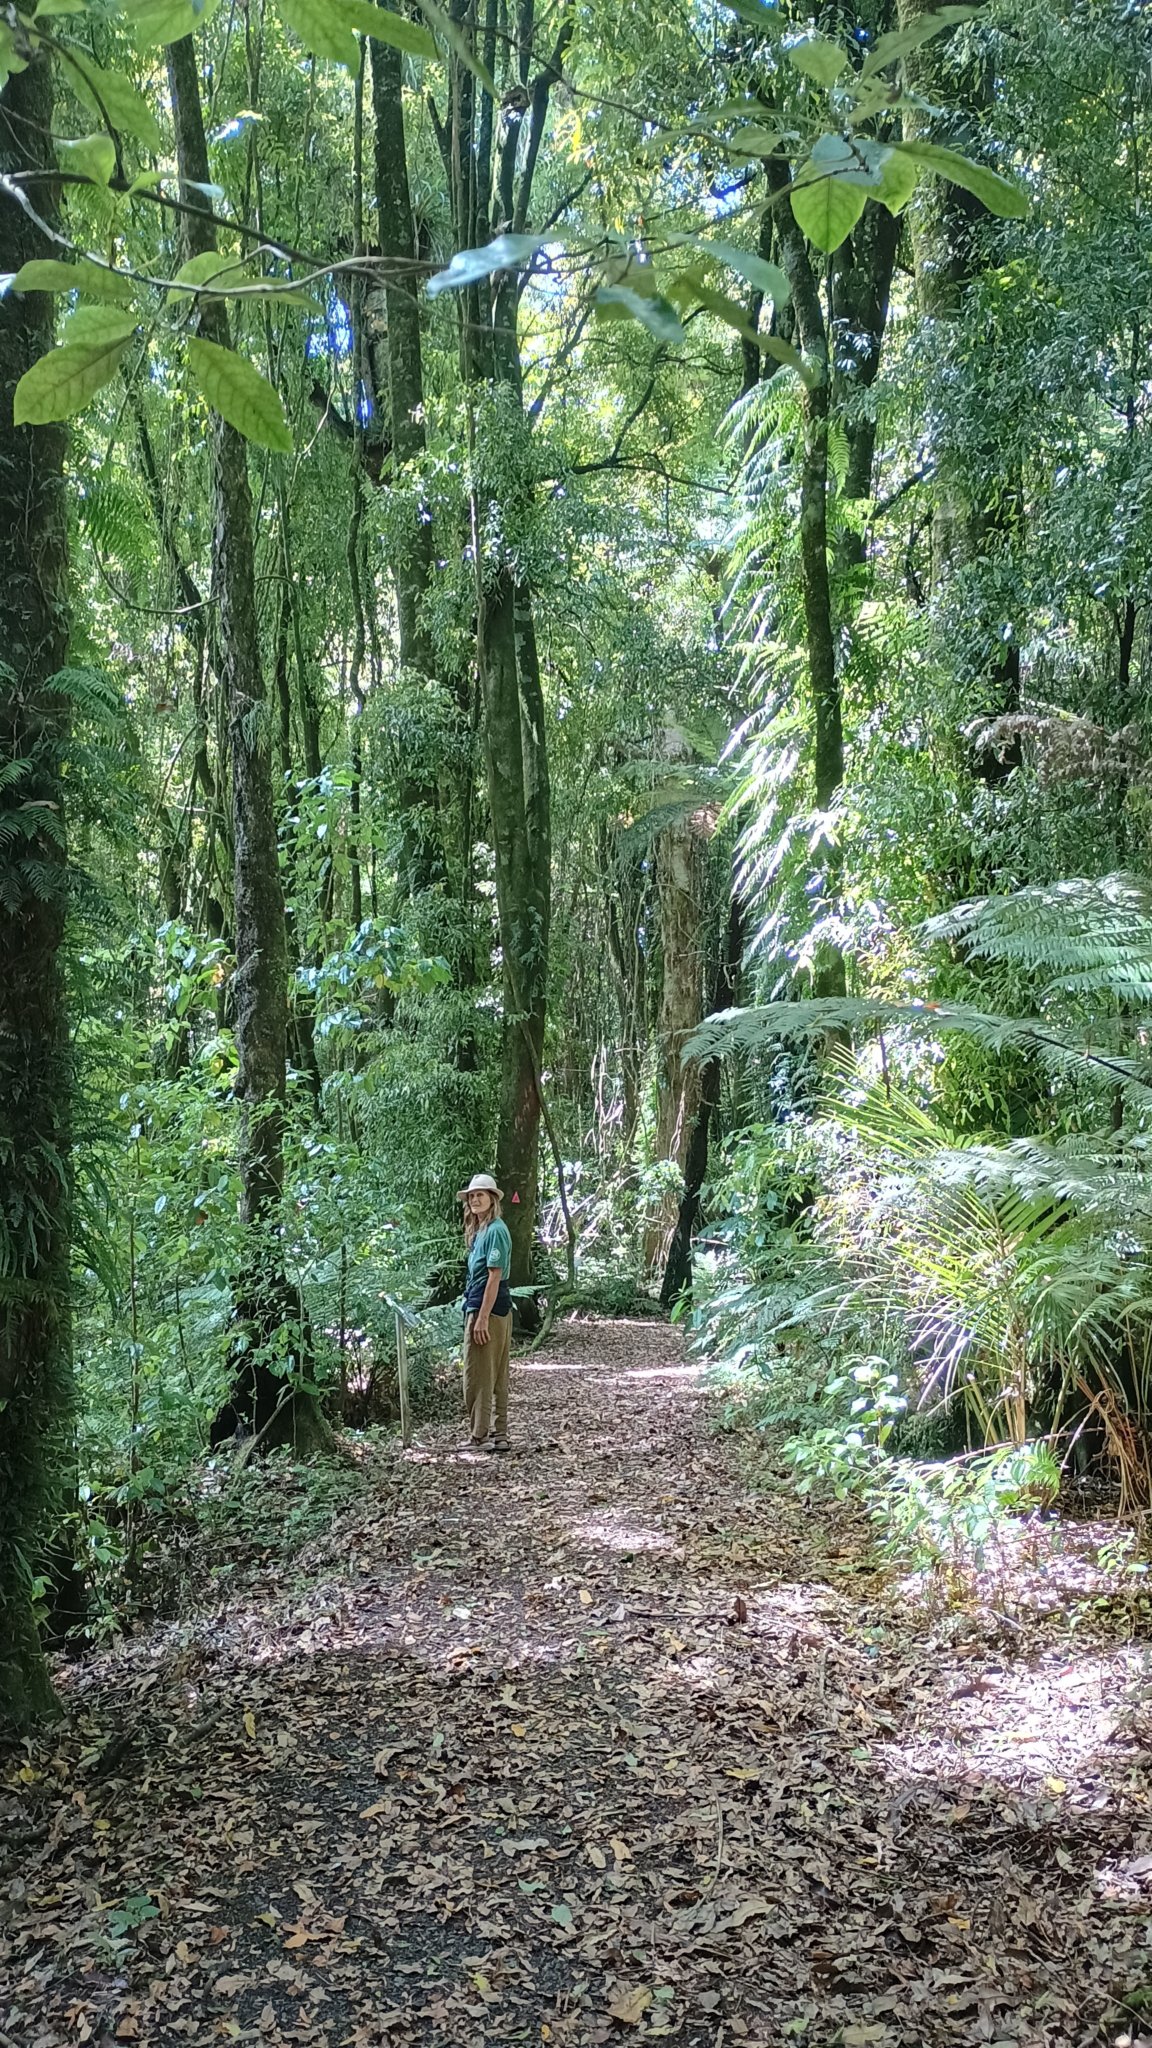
608, 1984, 653, 2026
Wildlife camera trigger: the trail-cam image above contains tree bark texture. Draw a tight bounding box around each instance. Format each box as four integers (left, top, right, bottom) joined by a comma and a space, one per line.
451, 12, 565, 1292
0, 50, 72, 1726
370, 37, 435, 673
645, 805, 707, 1275
478, 572, 551, 1288
773, 180, 847, 1000
660, 895, 744, 1308
168, 39, 325, 1450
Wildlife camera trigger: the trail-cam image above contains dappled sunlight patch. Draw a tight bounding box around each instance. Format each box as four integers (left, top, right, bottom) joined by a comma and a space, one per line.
873, 1643, 1140, 1796
566, 1509, 679, 1555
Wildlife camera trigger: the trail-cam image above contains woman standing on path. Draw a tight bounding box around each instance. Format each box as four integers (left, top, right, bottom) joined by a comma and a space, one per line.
459, 1173, 513, 1452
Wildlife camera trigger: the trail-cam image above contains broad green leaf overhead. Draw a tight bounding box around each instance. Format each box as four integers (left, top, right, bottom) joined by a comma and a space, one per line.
166, 251, 253, 303
13, 329, 136, 423
789, 162, 869, 250
785, 33, 848, 86
6, 257, 134, 303
679, 237, 790, 305
594, 283, 687, 344
64, 49, 163, 149
858, 4, 976, 78
410, 0, 496, 94
121, 0, 223, 45
61, 306, 139, 348
894, 139, 1028, 218
186, 336, 294, 452
57, 132, 117, 184
277, 0, 359, 67
336, 0, 436, 57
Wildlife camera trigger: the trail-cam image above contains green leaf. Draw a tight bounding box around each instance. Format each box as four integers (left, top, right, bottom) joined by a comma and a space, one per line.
550, 1902, 574, 1927
682, 96, 774, 130
167, 250, 252, 304
790, 176, 867, 252
6, 257, 134, 304
872, 144, 919, 215
672, 274, 759, 343
0, 26, 30, 96
793, 131, 886, 191
66, 51, 162, 150
14, 332, 135, 424
57, 132, 117, 185
61, 307, 137, 347
759, 333, 811, 382
858, 5, 975, 80
278, 0, 359, 67
186, 336, 294, 453
786, 34, 847, 86
722, 0, 786, 33
673, 277, 808, 383
894, 140, 1027, 218
723, 124, 783, 156
426, 233, 549, 295
410, 0, 496, 96
790, 137, 872, 251
336, 0, 436, 57
680, 235, 790, 305
32, 0, 90, 13
595, 284, 686, 345
121, 0, 223, 45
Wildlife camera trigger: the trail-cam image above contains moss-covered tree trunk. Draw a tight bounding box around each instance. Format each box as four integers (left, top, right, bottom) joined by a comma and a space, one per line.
168, 37, 327, 1452
0, 49, 72, 1726
771, 179, 846, 1001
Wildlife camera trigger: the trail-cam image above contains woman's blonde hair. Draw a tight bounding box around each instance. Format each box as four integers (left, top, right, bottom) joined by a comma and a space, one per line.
463, 1189, 502, 1247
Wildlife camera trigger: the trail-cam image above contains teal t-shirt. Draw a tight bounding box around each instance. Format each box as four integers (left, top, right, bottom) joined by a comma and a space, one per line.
464, 1219, 512, 1314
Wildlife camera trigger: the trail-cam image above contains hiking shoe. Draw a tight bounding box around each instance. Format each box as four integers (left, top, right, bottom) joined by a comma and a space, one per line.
492, 1437, 511, 1454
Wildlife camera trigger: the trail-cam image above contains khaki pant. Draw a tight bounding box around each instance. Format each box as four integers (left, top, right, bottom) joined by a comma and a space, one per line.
463, 1311, 511, 1443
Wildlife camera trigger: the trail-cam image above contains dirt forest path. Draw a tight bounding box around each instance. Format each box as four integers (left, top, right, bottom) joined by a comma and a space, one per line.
5, 1317, 1152, 2048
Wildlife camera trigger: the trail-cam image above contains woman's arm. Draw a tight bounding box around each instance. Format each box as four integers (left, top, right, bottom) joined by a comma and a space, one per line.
472, 1263, 501, 1345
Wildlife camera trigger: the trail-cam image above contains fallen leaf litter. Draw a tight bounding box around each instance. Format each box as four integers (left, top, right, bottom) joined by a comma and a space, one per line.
4, 1314, 1152, 2046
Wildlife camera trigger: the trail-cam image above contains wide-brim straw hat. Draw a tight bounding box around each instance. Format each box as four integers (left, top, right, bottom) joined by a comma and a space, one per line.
456, 1171, 504, 1201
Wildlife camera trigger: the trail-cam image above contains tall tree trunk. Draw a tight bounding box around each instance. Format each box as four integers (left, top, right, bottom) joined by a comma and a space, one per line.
660, 894, 743, 1308
831, 203, 901, 566
0, 48, 73, 1726
451, 16, 568, 1295
772, 179, 846, 1000
645, 799, 707, 1275
369, 36, 469, 902
476, 570, 551, 1287
898, 0, 1021, 783
370, 36, 436, 675
168, 37, 327, 1451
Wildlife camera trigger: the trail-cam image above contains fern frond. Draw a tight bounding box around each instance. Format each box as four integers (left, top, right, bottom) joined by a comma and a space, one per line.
687, 997, 1152, 1095
926, 874, 1152, 1006
46, 667, 126, 732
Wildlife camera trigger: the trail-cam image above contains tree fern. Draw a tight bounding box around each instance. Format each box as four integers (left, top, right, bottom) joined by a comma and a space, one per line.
927, 874, 1152, 1009
687, 994, 1152, 1095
